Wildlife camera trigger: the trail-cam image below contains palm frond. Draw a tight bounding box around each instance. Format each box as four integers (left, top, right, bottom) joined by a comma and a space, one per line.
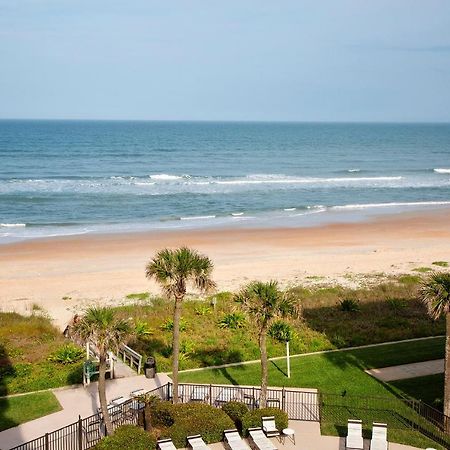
420, 272, 450, 320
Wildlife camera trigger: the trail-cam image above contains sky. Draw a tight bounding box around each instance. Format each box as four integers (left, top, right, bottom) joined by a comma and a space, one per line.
1, 1, 450, 122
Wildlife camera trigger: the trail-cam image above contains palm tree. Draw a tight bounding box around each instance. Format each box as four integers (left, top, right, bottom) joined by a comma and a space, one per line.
420, 272, 450, 420
73, 307, 132, 435
146, 247, 216, 403
234, 281, 299, 407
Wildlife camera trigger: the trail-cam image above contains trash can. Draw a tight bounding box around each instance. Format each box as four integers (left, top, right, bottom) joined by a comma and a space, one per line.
144, 356, 156, 378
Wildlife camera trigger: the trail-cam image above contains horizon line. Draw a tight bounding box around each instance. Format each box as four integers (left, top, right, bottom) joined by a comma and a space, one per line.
1, 118, 450, 125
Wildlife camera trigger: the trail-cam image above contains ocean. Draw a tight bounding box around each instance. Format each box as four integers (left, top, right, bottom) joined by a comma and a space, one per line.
1, 120, 449, 243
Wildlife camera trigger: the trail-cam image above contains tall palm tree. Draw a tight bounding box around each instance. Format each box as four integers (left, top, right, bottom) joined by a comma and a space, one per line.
421, 272, 450, 420
73, 307, 132, 435
234, 281, 299, 407
146, 247, 216, 403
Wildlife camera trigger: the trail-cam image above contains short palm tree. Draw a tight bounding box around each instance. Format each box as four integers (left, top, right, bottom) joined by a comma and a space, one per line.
421, 272, 450, 419
146, 247, 216, 403
234, 280, 299, 407
73, 307, 132, 435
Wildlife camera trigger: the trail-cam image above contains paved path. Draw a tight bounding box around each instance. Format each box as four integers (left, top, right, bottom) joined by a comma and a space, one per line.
366, 359, 444, 382
0, 373, 171, 449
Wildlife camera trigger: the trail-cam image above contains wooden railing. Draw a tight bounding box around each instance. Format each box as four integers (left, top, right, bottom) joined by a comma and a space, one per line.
117, 344, 143, 374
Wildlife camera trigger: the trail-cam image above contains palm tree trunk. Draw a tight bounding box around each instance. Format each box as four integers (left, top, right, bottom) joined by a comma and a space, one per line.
444, 313, 450, 431
172, 296, 183, 403
259, 328, 268, 408
98, 353, 113, 435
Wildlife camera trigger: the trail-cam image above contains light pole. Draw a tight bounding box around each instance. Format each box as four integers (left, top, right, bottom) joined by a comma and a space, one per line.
286, 339, 291, 378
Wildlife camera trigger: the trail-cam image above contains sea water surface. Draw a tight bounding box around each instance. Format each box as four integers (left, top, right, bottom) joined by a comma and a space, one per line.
1, 120, 450, 243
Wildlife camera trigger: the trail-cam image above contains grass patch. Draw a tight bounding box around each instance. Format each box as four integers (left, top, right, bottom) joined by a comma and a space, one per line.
432, 261, 449, 268
412, 267, 433, 273
0, 391, 61, 431
389, 374, 444, 410
178, 338, 446, 449
0, 312, 84, 395
125, 292, 151, 301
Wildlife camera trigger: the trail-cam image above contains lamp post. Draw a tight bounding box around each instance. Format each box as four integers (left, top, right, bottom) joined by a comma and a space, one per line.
286, 339, 291, 378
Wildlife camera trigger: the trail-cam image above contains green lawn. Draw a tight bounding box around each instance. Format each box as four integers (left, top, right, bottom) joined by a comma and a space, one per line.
0, 391, 61, 431
178, 337, 447, 449
389, 374, 444, 410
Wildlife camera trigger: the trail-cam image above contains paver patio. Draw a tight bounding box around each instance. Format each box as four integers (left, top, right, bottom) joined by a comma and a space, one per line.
366, 359, 444, 382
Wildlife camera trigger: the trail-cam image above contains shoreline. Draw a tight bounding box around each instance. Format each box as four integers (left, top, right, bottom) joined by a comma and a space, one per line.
1, 207, 450, 329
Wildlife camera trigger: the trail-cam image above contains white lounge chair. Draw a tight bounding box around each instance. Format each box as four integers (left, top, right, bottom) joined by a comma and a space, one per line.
370, 422, 388, 450
262, 416, 279, 439
248, 427, 277, 450
224, 429, 250, 450
157, 438, 177, 450
187, 435, 210, 450
346, 419, 364, 450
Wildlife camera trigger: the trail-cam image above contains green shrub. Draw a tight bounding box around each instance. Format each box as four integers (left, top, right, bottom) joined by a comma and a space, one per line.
221, 401, 249, 431
269, 321, 296, 342
48, 343, 84, 364
149, 400, 175, 427
161, 318, 187, 332
156, 402, 233, 447
338, 298, 360, 312
94, 425, 155, 450
241, 408, 288, 436
135, 321, 153, 337
218, 312, 246, 329
195, 305, 212, 316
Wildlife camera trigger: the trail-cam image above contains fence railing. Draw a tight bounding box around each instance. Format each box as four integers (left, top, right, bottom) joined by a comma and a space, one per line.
8, 382, 450, 450
117, 345, 143, 374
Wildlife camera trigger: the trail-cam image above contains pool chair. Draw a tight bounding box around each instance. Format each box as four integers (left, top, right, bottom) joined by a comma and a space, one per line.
346, 419, 364, 450
187, 434, 210, 450
262, 416, 280, 439
157, 438, 177, 450
248, 427, 277, 450
370, 423, 388, 450
224, 429, 250, 450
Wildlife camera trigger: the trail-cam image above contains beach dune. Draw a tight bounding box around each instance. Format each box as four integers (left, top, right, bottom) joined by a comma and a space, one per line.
1, 208, 450, 329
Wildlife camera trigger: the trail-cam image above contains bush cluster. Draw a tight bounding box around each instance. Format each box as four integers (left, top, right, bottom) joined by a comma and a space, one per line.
221, 401, 249, 431
94, 425, 156, 450
241, 407, 288, 436
150, 401, 234, 448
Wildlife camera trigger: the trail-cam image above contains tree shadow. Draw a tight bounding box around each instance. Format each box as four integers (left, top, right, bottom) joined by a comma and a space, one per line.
270, 360, 287, 377
0, 343, 18, 431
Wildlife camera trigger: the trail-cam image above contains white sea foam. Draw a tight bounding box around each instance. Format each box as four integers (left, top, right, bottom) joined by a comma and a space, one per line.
134, 182, 156, 186
283, 208, 297, 211
434, 168, 450, 174
180, 215, 216, 221
332, 201, 450, 210
347, 169, 361, 172
0, 223, 26, 227
214, 176, 402, 185
231, 212, 244, 216
150, 174, 184, 180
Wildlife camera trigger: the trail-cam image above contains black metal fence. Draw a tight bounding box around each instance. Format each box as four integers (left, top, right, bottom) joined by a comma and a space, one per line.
8, 382, 450, 450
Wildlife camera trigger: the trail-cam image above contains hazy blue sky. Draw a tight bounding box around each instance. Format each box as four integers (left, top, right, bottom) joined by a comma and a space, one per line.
1, 1, 450, 121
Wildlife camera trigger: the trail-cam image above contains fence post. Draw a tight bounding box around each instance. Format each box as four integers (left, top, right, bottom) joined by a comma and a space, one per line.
252, 386, 255, 409
78, 415, 83, 450
45, 432, 49, 450
209, 384, 212, 406
281, 387, 285, 412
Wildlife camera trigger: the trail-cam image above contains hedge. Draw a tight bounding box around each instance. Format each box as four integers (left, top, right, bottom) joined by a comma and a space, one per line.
94, 425, 156, 450
241, 408, 288, 436
152, 402, 234, 448
221, 401, 249, 432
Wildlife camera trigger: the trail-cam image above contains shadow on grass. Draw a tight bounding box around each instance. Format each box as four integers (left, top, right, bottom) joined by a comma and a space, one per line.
270, 360, 287, 377
0, 343, 18, 432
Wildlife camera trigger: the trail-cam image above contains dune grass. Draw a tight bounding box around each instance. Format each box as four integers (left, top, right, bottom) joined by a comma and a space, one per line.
0, 312, 84, 395
117, 275, 444, 372
0, 391, 61, 431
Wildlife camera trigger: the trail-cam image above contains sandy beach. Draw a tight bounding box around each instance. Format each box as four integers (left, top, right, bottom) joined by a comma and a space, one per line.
1, 208, 450, 329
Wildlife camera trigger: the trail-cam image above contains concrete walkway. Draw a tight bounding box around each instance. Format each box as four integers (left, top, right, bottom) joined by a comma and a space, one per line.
0, 373, 171, 449
366, 359, 444, 382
